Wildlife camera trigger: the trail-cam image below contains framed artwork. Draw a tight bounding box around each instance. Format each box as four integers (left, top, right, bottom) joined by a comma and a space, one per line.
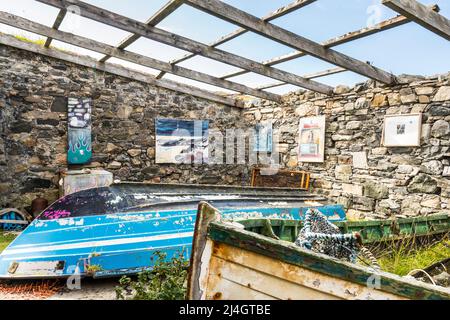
253, 121, 273, 152
155, 118, 209, 164
382, 114, 422, 147
68, 98, 92, 165
298, 115, 326, 163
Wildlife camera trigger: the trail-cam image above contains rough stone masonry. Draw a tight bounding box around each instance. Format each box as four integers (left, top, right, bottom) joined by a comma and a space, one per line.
244, 74, 450, 220
0, 43, 450, 220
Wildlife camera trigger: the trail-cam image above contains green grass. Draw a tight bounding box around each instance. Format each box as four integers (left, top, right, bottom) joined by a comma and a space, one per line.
0, 232, 18, 253
378, 236, 450, 276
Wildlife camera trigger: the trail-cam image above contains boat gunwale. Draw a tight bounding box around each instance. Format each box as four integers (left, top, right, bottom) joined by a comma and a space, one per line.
206, 220, 450, 300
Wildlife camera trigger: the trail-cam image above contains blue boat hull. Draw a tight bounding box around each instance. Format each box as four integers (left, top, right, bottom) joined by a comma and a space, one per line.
0, 184, 345, 279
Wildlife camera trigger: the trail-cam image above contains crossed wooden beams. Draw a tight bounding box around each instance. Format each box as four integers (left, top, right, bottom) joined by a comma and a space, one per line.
383, 0, 450, 41
4, 0, 442, 107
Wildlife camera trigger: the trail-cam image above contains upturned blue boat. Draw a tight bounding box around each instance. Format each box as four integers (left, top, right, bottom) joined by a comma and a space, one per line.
0, 183, 345, 279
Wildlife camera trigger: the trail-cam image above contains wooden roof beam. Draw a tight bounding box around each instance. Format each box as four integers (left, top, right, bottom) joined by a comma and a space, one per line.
0, 33, 242, 107
0, 12, 281, 102
36, 0, 334, 95
383, 0, 449, 41
99, 0, 184, 63
256, 67, 346, 90
184, 0, 396, 84
44, 8, 66, 47
221, 14, 413, 80
155, 0, 317, 79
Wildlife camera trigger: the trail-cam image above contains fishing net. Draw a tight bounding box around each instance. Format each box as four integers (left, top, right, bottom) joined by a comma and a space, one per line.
295, 208, 362, 263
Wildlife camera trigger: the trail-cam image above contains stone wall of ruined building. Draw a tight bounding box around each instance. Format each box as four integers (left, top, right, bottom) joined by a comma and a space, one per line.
244, 74, 450, 219
0, 45, 249, 209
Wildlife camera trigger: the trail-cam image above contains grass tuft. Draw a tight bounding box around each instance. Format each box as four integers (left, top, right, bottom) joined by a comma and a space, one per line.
0, 232, 18, 253
378, 235, 450, 276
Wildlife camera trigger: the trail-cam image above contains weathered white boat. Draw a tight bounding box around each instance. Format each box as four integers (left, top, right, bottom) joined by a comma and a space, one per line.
187, 202, 450, 300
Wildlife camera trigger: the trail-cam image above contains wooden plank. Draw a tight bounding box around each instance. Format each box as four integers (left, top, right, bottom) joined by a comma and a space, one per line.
0, 12, 280, 102
207, 222, 450, 300
0, 33, 242, 107
222, 15, 410, 80
187, 202, 221, 300
44, 8, 66, 47
99, 0, 184, 63
383, 0, 450, 41
208, 244, 405, 300
256, 67, 346, 90
156, 0, 317, 79
184, 0, 396, 84
36, 0, 334, 95
251, 168, 310, 189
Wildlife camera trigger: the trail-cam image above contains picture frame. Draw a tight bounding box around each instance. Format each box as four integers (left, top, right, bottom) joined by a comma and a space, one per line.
382, 114, 422, 147
155, 118, 209, 164
298, 115, 326, 163
253, 121, 273, 152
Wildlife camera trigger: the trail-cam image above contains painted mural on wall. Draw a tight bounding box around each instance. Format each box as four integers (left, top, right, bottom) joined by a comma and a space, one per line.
68, 98, 92, 165
155, 118, 209, 164
298, 115, 325, 163
253, 121, 273, 152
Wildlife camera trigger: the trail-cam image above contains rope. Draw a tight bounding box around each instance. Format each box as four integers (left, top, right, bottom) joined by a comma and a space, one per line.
407, 269, 436, 286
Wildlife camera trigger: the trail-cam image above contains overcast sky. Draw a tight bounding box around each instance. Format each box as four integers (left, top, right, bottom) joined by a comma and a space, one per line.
0, 0, 449, 95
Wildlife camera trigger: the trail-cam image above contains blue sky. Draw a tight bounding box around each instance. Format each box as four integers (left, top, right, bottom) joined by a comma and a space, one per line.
0, 0, 449, 95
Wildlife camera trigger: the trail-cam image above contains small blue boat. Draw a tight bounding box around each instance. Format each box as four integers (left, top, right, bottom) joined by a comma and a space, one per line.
0, 183, 345, 279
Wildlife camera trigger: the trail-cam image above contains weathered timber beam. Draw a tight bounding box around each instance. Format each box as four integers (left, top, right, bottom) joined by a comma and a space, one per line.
0, 33, 242, 108
0, 12, 280, 101
256, 67, 346, 90
36, 0, 334, 95
44, 8, 66, 47
99, 0, 184, 63
221, 14, 412, 80
155, 0, 317, 79
184, 0, 396, 84
383, 0, 450, 41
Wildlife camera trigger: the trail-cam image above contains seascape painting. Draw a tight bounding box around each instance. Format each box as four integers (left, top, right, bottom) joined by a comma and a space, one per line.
155, 118, 209, 164
68, 98, 92, 165
298, 115, 325, 163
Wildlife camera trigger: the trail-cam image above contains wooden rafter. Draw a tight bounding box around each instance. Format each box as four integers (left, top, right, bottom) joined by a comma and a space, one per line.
36, 0, 334, 95
0, 33, 242, 107
383, 0, 450, 41
0, 11, 281, 102
184, 0, 396, 84
44, 8, 66, 47
155, 0, 317, 79
221, 14, 414, 80
256, 67, 346, 90
99, 0, 184, 63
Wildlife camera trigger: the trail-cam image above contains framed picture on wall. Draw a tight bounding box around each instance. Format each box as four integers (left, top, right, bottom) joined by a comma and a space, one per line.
155, 118, 209, 164
382, 114, 422, 147
253, 121, 273, 152
298, 115, 326, 163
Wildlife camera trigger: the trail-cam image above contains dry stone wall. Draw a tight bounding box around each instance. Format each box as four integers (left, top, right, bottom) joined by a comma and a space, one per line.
0, 45, 248, 209
244, 74, 450, 219
1, 43, 450, 220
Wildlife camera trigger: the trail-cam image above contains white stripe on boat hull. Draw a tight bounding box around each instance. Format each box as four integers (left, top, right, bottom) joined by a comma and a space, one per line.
2, 231, 194, 256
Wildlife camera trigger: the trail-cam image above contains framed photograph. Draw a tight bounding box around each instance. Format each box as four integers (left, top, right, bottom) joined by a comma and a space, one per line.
382, 114, 422, 147
298, 115, 326, 163
253, 121, 273, 152
155, 118, 209, 164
